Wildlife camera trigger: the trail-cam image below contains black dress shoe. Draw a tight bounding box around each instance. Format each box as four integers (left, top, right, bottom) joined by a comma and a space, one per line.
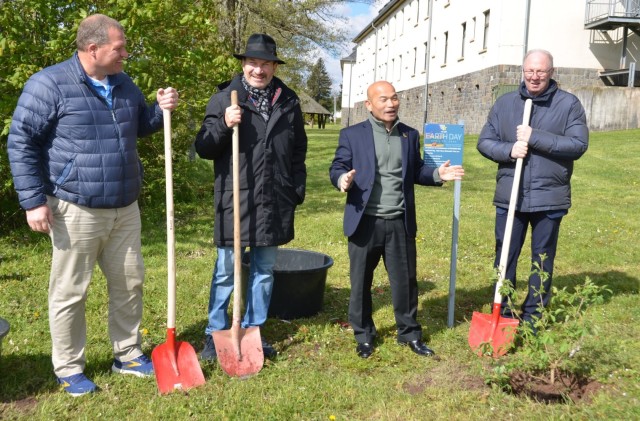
398, 339, 435, 357
200, 335, 217, 361
261, 338, 278, 359
356, 342, 374, 358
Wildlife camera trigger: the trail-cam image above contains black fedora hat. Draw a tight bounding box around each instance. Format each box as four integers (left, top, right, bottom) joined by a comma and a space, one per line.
233, 33, 285, 64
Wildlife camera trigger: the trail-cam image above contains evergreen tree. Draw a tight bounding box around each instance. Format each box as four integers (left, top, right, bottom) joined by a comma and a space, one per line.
307, 58, 333, 111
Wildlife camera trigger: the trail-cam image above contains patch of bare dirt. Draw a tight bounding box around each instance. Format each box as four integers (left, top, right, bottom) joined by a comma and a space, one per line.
0, 396, 38, 417
402, 377, 434, 395
509, 370, 605, 404
402, 363, 487, 395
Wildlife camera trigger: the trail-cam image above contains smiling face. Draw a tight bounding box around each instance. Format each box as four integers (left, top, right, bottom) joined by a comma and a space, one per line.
80, 26, 129, 80
242, 57, 278, 89
365, 81, 400, 129
522, 51, 554, 97
94, 27, 128, 77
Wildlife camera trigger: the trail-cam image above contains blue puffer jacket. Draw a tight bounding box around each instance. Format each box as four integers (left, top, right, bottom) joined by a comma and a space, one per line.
8, 53, 163, 210
477, 80, 589, 212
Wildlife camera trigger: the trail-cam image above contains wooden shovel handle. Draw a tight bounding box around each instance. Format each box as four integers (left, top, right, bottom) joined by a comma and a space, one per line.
231, 91, 242, 328
494, 98, 533, 304
164, 108, 177, 329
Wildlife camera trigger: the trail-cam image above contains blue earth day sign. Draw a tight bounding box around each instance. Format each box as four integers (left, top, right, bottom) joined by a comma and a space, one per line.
423, 124, 464, 167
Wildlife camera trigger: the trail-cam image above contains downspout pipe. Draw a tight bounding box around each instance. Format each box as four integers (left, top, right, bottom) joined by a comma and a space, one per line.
372, 21, 378, 82
347, 60, 354, 126
422, 0, 434, 126
523, 0, 531, 57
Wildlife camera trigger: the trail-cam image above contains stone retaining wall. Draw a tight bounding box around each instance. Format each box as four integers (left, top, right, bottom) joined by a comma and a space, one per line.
341, 65, 634, 134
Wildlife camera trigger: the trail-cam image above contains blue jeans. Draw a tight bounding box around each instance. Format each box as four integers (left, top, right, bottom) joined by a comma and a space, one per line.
205, 246, 277, 334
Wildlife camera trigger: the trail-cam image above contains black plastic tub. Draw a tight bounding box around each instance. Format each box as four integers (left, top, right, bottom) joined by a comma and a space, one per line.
242, 249, 334, 319
0, 317, 9, 361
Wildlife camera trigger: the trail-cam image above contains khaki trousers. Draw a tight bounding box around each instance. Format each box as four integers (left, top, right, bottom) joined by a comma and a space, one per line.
48, 197, 145, 377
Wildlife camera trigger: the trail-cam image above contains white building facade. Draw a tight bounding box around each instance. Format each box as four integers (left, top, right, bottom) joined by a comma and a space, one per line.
341, 0, 640, 133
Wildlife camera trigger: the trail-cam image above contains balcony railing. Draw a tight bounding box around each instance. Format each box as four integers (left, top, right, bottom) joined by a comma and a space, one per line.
585, 0, 640, 28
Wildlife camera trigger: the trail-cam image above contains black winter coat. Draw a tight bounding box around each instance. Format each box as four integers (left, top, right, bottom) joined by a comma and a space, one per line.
195, 75, 307, 247
477, 80, 588, 212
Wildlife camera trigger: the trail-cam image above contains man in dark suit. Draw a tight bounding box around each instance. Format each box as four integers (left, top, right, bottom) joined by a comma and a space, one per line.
329, 81, 464, 358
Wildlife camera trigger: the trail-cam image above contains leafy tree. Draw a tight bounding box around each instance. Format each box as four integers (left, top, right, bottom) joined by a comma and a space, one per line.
218, 0, 354, 92
217, 0, 350, 54
0, 1, 85, 227
0, 0, 371, 228
0, 0, 234, 229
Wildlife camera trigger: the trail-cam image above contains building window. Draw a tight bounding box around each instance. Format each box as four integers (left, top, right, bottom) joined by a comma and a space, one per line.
444, 31, 448, 65
424, 41, 429, 71
391, 17, 396, 41
461, 22, 466, 58
414, 0, 420, 24
381, 24, 386, 46
413, 47, 417, 75
483, 10, 490, 50
398, 10, 404, 36
398, 55, 402, 81
470, 16, 476, 42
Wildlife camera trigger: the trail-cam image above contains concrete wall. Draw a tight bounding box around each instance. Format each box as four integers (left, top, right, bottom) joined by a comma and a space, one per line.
342, 65, 637, 134
576, 86, 640, 131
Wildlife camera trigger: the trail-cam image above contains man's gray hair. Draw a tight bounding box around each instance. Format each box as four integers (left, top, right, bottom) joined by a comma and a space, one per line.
523, 49, 554, 68
76, 14, 124, 51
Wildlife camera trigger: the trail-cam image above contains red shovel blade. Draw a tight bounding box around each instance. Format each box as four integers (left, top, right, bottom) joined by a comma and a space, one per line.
468, 306, 520, 357
152, 328, 206, 394
213, 326, 264, 378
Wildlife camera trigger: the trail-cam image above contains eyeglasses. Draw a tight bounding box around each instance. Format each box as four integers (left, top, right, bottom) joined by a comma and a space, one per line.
523, 69, 551, 77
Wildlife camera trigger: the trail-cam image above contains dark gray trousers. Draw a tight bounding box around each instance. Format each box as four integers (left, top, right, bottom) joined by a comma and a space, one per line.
348, 214, 422, 344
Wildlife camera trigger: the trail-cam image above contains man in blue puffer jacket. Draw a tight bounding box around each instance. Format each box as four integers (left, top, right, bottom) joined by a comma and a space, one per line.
7, 14, 179, 396
477, 49, 588, 332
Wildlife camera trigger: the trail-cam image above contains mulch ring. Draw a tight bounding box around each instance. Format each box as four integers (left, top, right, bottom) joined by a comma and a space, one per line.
508, 369, 606, 404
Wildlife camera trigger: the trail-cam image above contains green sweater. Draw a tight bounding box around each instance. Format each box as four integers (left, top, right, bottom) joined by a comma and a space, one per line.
364, 114, 405, 218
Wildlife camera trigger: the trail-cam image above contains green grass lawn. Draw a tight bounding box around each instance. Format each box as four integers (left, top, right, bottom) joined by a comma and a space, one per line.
1, 125, 639, 419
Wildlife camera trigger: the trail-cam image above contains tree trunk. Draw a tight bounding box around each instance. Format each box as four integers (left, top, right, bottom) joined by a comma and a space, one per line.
223, 0, 247, 52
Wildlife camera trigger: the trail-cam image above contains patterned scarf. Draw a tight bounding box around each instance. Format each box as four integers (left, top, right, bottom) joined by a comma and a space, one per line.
241, 76, 274, 122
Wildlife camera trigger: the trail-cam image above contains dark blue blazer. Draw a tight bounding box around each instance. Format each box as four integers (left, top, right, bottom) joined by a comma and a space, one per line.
329, 119, 442, 238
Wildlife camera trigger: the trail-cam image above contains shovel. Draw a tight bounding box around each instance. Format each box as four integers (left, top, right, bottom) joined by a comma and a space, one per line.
468, 98, 533, 357
212, 90, 264, 378
152, 109, 206, 393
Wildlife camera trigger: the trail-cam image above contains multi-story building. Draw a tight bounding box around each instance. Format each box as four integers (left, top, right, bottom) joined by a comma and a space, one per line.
341, 0, 640, 133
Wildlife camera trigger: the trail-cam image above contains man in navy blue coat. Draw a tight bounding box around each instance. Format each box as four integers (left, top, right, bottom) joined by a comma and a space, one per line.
329, 81, 464, 358
477, 49, 588, 330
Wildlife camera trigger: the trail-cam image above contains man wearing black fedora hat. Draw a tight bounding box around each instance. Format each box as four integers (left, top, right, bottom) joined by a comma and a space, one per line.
195, 33, 307, 361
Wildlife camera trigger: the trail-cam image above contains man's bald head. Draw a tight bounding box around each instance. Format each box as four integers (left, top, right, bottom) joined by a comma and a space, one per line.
367, 81, 395, 101
365, 81, 399, 129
